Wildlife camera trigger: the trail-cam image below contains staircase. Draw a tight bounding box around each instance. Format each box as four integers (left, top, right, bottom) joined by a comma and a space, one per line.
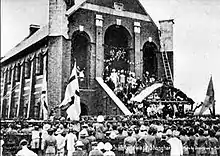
96, 77, 132, 115
161, 51, 173, 85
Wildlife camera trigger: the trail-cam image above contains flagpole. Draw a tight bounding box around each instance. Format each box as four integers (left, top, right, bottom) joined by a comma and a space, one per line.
213, 100, 216, 118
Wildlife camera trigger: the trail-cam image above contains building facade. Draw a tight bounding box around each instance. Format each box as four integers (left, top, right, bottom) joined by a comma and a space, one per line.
0, 0, 174, 119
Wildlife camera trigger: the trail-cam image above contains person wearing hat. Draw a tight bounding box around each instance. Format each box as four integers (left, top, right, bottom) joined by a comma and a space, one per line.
155, 134, 171, 156
89, 142, 104, 156
103, 142, 115, 156
44, 128, 57, 156
79, 124, 89, 139
138, 126, 156, 155
179, 128, 190, 156
16, 139, 38, 156
72, 141, 87, 156
167, 129, 183, 156
79, 130, 91, 153
55, 128, 65, 156
124, 129, 136, 156
30, 126, 40, 154
195, 128, 207, 156
94, 116, 105, 142
65, 127, 78, 156
115, 127, 126, 156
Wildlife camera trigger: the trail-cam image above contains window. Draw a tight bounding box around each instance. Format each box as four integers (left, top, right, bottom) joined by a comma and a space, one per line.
114, 2, 124, 11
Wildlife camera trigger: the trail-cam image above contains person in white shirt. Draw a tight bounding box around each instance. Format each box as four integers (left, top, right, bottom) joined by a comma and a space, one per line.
16, 139, 38, 156
65, 128, 78, 156
0, 135, 4, 156
55, 129, 66, 156
110, 69, 119, 89
167, 129, 183, 156
103, 142, 115, 156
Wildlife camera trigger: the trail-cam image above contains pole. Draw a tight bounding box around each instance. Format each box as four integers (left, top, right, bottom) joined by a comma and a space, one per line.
213, 100, 216, 118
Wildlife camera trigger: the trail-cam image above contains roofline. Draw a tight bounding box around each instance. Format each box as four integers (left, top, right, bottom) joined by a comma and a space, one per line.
136, 0, 159, 29
159, 19, 175, 24
1, 25, 49, 63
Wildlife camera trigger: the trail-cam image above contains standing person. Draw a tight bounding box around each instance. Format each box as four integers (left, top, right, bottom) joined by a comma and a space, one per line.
103, 142, 115, 156
124, 129, 137, 156
65, 128, 78, 156
207, 129, 218, 156
0, 134, 4, 156
44, 128, 57, 156
89, 142, 104, 156
179, 129, 190, 156
167, 129, 183, 156
79, 131, 91, 153
195, 128, 208, 156
187, 128, 196, 156
115, 127, 126, 156
72, 141, 87, 156
138, 127, 156, 156
16, 139, 38, 156
119, 70, 126, 88
55, 129, 66, 156
110, 69, 119, 90
31, 126, 40, 154
155, 134, 171, 156
94, 115, 106, 142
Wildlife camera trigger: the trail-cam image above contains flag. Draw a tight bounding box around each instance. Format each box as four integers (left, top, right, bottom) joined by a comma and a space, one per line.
41, 61, 49, 120
199, 76, 215, 115
59, 62, 81, 121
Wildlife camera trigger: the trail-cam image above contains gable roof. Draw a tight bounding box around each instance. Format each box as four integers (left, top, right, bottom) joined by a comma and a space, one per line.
2, 0, 157, 63
1, 25, 49, 63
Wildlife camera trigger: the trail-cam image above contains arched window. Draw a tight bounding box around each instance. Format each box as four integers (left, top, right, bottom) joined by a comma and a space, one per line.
104, 25, 132, 71
143, 41, 158, 77
71, 30, 91, 88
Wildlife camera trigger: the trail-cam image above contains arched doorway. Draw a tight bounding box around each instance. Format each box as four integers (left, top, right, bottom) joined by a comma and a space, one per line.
143, 42, 158, 77
71, 31, 91, 88
104, 25, 132, 72
80, 103, 88, 116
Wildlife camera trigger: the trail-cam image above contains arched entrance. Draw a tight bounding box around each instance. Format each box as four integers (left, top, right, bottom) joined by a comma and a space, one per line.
143, 42, 158, 76
104, 25, 132, 72
80, 103, 88, 116
71, 31, 91, 88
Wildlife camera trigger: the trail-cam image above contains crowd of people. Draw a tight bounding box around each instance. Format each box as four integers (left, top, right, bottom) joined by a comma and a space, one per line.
1, 115, 220, 156
104, 67, 160, 113
103, 67, 194, 118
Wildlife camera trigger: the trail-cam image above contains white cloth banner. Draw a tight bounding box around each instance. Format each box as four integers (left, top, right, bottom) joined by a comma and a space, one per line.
59, 62, 81, 121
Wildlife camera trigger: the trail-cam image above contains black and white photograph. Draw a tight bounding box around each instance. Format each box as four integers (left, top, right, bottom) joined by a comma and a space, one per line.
1, 0, 220, 155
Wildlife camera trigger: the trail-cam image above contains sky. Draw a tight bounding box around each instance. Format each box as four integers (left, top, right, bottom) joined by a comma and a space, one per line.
1, 0, 220, 114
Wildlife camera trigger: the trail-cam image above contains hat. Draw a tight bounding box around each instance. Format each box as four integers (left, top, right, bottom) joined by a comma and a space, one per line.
80, 129, 88, 137
161, 134, 167, 139
43, 124, 51, 131
55, 128, 63, 135
47, 128, 54, 133
19, 139, 28, 146
91, 141, 98, 146
105, 131, 111, 134
82, 124, 88, 128
97, 142, 105, 150
166, 129, 173, 136
140, 125, 147, 131
97, 115, 104, 123
173, 130, 180, 136
104, 142, 113, 151
75, 141, 84, 147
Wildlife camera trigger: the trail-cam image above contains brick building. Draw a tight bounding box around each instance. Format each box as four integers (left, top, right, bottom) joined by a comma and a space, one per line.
0, 0, 174, 119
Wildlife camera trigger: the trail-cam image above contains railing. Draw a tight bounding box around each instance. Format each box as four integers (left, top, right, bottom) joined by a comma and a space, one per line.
96, 77, 132, 115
